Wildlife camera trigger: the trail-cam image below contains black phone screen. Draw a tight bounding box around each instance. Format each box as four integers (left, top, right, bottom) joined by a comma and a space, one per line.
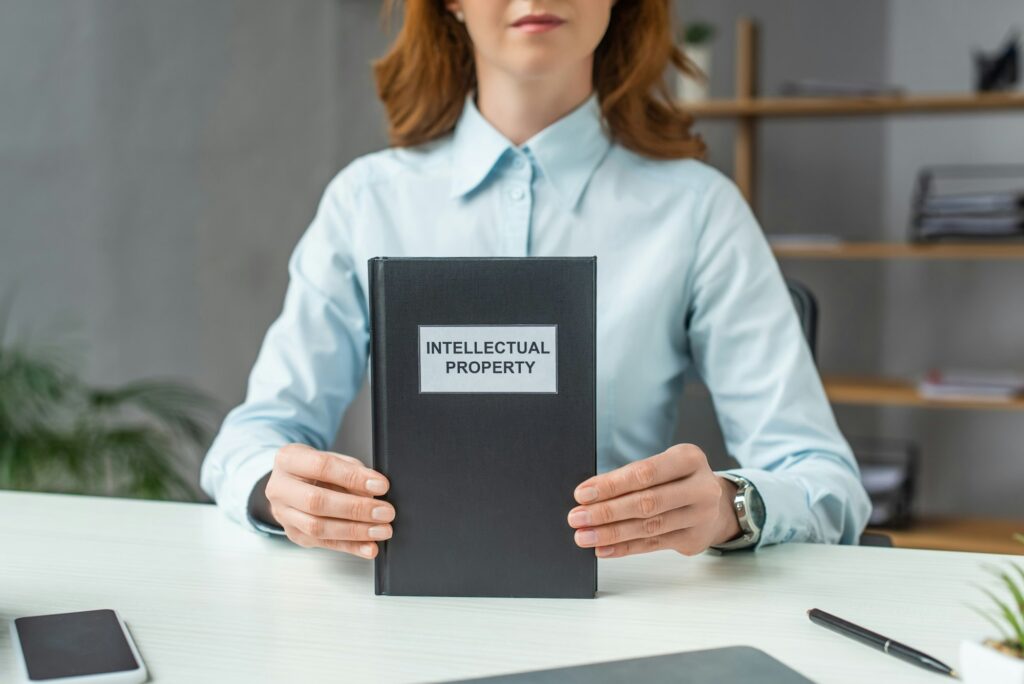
14, 609, 140, 680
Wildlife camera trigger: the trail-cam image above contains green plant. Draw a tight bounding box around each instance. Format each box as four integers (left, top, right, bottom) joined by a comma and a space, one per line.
677, 21, 715, 46
972, 534, 1024, 660
0, 311, 216, 501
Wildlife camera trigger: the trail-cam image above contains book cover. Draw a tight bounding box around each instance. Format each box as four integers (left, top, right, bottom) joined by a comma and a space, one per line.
368, 256, 597, 598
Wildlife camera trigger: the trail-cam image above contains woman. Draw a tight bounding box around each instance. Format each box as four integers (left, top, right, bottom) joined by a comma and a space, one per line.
201, 0, 871, 561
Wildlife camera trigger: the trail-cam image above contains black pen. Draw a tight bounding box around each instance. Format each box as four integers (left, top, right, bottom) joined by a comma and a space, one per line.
807, 608, 958, 678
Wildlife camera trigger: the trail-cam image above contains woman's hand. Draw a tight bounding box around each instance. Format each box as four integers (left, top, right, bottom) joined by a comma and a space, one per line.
567, 443, 741, 558
265, 443, 395, 558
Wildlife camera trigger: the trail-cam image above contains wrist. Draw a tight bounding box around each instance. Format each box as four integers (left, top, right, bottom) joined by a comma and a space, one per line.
713, 475, 742, 545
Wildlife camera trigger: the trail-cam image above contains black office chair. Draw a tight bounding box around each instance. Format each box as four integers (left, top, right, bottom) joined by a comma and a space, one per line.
785, 279, 818, 362
784, 278, 893, 549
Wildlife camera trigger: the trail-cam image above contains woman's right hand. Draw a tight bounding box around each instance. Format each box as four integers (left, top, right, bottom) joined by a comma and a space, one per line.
265, 443, 395, 558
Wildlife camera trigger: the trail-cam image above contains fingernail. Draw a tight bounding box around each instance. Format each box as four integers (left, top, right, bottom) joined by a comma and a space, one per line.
576, 529, 597, 545
596, 546, 614, 557
568, 510, 592, 527
360, 544, 375, 557
368, 525, 390, 539
366, 478, 387, 494
371, 506, 393, 521
576, 486, 598, 503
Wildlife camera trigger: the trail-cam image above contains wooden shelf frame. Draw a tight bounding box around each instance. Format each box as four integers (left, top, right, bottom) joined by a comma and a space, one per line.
691, 376, 1024, 411
824, 375, 1024, 411
871, 518, 1024, 555
683, 19, 1024, 207
686, 91, 1024, 119
771, 241, 1024, 260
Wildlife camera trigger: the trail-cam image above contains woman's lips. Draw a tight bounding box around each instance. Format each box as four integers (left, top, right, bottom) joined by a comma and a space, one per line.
512, 16, 565, 34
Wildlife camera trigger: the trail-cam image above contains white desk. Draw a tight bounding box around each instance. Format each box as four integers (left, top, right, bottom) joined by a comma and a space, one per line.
0, 491, 1008, 683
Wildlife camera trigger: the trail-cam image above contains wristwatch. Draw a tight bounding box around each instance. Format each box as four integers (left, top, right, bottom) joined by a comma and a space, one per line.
711, 472, 765, 551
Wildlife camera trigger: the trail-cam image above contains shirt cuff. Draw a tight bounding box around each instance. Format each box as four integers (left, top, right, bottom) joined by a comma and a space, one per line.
250, 516, 286, 536
219, 448, 285, 536
246, 470, 286, 536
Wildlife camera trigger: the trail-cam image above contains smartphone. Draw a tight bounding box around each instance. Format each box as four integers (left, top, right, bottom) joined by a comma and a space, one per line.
10, 609, 147, 683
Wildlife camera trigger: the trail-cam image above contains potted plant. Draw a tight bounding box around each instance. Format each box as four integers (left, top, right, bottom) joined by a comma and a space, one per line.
0, 312, 216, 500
675, 21, 715, 103
961, 533, 1024, 683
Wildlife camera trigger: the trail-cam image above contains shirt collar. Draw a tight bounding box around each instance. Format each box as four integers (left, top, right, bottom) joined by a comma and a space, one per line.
449, 89, 611, 211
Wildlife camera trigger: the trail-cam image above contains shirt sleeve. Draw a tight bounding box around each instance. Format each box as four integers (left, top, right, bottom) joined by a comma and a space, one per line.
683, 171, 872, 547
200, 168, 370, 535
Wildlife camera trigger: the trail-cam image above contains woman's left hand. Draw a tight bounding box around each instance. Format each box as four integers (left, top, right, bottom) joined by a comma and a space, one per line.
567, 443, 742, 558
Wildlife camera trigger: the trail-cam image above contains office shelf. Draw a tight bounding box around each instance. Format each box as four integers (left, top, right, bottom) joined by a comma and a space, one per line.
685, 17, 1024, 555
679, 19, 1024, 207
691, 376, 1024, 412
772, 241, 1024, 260
824, 375, 1024, 411
685, 91, 1024, 119
871, 518, 1024, 555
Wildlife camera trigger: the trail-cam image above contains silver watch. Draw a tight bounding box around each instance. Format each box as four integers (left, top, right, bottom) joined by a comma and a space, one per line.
711, 472, 765, 551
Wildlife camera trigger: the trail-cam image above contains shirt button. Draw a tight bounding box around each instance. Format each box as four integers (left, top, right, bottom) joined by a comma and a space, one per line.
512, 156, 525, 169
509, 186, 525, 201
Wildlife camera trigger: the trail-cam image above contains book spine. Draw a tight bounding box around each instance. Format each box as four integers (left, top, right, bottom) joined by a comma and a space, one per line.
368, 258, 389, 596
589, 257, 598, 598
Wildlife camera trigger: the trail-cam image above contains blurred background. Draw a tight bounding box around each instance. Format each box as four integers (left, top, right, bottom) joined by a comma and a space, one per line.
1, 0, 1022, 553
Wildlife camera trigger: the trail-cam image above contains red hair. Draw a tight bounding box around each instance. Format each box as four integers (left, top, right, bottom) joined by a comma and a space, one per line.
372, 0, 706, 160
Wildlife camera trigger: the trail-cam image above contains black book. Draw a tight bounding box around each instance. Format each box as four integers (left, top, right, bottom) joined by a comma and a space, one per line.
368, 256, 597, 598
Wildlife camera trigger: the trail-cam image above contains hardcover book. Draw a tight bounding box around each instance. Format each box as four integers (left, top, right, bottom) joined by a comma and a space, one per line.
368, 256, 597, 598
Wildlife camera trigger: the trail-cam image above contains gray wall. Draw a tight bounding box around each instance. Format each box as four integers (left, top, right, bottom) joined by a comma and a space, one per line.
879, 0, 1024, 516
2, 1, 1021, 516
0, 0, 388, 488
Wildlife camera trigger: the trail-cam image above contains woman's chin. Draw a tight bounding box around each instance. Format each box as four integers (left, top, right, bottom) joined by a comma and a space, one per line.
503, 53, 575, 79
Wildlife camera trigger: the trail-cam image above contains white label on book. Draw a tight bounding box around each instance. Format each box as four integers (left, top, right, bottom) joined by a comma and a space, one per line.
418, 325, 558, 394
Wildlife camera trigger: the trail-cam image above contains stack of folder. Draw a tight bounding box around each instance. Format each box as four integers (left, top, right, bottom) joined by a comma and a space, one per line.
911, 165, 1024, 240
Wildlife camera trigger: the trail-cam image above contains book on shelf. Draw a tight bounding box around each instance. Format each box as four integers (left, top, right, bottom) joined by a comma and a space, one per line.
779, 78, 904, 98
918, 368, 1024, 402
916, 214, 1024, 239
921, 190, 1024, 215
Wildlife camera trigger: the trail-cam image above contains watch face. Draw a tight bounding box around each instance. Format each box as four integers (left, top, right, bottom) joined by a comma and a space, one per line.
748, 485, 766, 530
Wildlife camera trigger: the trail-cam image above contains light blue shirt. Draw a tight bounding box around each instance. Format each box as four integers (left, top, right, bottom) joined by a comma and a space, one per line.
201, 90, 871, 548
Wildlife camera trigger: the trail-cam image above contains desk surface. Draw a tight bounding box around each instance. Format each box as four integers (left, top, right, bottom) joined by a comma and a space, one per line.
0, 491, 1009, 683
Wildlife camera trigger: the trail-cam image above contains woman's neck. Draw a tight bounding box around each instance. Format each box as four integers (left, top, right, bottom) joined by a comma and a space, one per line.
474, 59, 595, 147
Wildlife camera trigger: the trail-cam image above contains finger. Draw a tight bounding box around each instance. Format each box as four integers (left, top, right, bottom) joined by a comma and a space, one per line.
572, 507, 703, 548
269, 476, 396, 523
573, 444, 704, 504
569, 476, 701, 528
275, 505, 393, 542
596, 528, 707, 558
594, 534, 664, 558
276, 444, 389, 496
283, 526, 379, 558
